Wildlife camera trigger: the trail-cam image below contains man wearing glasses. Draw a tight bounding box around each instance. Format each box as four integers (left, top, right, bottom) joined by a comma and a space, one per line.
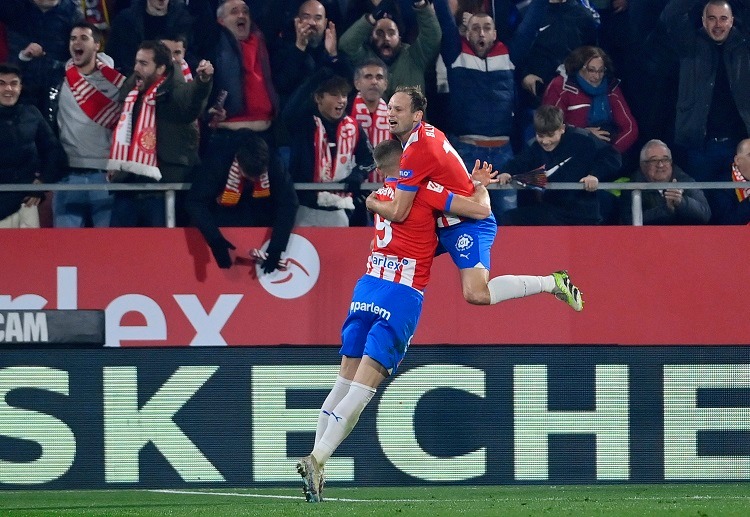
619, 139, 711, 225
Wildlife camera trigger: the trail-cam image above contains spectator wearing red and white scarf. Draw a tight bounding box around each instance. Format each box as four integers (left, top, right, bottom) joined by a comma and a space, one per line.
350, 57, 390, 184
53, 22, 125, 228
283, 68, 375, 227
160, 34, 192, 81
107, 40, 213, 227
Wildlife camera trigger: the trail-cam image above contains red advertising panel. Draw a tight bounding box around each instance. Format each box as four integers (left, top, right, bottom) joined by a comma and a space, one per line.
0, 227, 746, 346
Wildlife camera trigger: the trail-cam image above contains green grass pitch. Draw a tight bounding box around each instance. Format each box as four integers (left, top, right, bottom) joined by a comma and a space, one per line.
1, 484, 750, 516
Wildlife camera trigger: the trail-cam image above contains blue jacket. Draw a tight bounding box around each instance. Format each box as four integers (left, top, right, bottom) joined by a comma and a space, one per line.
434, 0, 544, 137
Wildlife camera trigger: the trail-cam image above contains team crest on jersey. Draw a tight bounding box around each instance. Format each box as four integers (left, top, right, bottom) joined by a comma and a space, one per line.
399, 169, 413, 179
455, 233, 474, 252
426, 181, 444, 193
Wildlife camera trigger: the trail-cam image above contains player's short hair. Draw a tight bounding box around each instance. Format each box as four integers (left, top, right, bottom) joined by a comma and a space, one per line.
395, 85, 426, 114
372, 139, 402, 172
71, 21, 104, 44
137, 40, 173, 70
533, 105, 564, 135
314, 74, 351, 98
235, 131, 270, 178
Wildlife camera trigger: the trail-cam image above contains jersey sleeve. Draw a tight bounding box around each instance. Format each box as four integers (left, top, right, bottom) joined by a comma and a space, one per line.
417, 181, 454, 212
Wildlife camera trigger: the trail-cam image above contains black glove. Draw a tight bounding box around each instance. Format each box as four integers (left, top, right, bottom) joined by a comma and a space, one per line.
343, 173, 363, 194
208, 236, 236, 269
261, 250, 282, 274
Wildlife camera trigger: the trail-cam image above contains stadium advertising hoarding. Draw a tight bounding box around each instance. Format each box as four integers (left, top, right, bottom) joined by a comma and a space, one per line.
0, 346, 748, 488
0, 227, 747, 346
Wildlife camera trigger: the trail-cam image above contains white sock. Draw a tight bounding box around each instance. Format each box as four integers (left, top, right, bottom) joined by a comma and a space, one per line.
312, 381, 376, 466
315, 376, 352, 446
488, 275, 554, 304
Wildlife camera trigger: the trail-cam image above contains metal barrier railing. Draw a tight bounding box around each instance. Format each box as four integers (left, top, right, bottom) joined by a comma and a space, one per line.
0, 181, 739, 227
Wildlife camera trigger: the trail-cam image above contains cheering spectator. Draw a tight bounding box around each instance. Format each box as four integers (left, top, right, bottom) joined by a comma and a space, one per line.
187, 130, 298, 272
107, 40, 212, 227
339, 0, 441, 100
52, 22, 123, 227
0, 63, 62, 228
283, 69, 374, 226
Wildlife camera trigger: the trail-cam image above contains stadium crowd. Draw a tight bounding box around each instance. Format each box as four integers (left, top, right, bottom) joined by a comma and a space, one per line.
1, 0, 749, 237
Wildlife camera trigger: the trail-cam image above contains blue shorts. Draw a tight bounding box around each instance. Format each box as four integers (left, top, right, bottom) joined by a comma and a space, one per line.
340, 275, 423, 375
437, 215, 497, 270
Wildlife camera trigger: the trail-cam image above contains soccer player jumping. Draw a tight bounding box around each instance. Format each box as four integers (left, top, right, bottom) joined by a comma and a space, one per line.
367, 86, 583, 310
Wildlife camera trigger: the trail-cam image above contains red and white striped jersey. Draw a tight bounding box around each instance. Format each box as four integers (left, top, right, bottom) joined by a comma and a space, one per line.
366, 178, 453, 291
398, 123, 475, 228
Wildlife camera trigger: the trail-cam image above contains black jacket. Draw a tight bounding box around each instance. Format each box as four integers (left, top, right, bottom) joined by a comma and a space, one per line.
519, 1, 597, 88
106, 0, 193, 75
282, 69, 374, 210
663, 0, 750, 147
619, 166, 711, 225
505, 126, 622, 223
185, 130, 299, 259
0, 103, 62, 220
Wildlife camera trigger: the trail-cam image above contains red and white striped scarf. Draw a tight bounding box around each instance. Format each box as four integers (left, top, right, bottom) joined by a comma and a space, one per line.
313, 115, 359, 183
180, 60, 193, 82
351, 94, 389, 182
107, 77, 166, 180
216, 158, 270, 207
65, 58, 125, 129
81, 0, 110, 32
732, 162, 750, 202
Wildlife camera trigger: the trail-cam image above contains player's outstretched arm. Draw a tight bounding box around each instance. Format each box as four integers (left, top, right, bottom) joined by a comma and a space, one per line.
366, 188, 417, 222
447, 186, 492, 220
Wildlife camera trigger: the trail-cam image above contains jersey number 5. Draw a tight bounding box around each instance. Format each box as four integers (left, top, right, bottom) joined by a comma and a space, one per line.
375, 215, 393, 248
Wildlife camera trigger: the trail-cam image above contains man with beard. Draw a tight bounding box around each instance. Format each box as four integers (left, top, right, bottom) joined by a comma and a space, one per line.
52, 21, 124, 227
107, 40, 213, 227
339, 0, 441, 100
